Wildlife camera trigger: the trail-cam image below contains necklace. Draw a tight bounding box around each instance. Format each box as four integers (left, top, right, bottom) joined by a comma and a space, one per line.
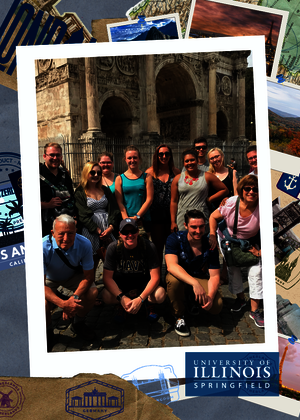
184, 175, 199, 185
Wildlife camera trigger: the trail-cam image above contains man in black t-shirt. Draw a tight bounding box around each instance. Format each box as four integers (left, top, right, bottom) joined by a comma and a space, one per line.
101, 218, 166, 320
40, 142, 75, 236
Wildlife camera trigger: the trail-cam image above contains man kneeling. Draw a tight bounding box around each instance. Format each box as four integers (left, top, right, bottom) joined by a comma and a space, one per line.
101, 218, 166, 321
165, 209, 223, 337
44, 214, 98, 348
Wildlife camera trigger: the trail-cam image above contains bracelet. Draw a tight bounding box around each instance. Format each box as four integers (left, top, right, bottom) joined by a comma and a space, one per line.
139, 295, 144, 303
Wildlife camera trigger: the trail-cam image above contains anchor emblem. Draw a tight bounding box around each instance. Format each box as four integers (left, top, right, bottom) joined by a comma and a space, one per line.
284, 175, 297, 190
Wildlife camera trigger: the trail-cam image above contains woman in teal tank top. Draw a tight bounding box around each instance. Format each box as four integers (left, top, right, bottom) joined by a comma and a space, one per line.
98, 151, 119, 195
115, 146, 154, 233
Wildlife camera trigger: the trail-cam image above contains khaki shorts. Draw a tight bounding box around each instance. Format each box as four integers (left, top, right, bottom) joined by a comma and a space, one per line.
45, 271, 96, 293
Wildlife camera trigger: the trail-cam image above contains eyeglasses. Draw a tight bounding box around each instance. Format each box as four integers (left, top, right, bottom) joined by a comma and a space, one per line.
209, 155, 221, 161
195, 146, 207, 151
247, 156, 257, 162
243, 186, 258, 193
90, 170, 101, 176
121, 228, 138, 235
45, 153, 62, 158
158, 152, 171, 158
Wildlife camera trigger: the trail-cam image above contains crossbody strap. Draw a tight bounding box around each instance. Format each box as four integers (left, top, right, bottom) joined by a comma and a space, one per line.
232, 196, 240, 238
49, 234, 82, 271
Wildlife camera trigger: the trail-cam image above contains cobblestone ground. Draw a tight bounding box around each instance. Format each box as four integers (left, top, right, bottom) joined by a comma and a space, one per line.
49, 264, 264, 352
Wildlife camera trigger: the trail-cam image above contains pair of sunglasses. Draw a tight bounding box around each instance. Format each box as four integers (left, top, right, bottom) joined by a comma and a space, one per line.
158, 152, 170, 158
243, 186, 258, 193
121, 228, 138, 235
195, 146, 207, 151
90, 170, 101, 176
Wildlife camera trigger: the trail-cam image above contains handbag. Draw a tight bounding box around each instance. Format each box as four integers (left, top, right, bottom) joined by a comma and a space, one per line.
220, 197, 260, 267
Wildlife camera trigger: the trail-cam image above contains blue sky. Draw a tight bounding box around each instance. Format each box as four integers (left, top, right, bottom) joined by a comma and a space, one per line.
267, 80, 300, 117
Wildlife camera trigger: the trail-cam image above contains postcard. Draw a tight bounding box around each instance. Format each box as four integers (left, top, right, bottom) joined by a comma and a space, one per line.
107, 14, 182, 42
126, 0, 192, 37
16, 35, 276, 386
186, 0, 288, 78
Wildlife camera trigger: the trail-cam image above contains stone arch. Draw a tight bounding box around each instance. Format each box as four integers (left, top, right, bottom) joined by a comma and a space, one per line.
155, 60, 199, 142
99, 91, 136, 138
217, 110, 228, 142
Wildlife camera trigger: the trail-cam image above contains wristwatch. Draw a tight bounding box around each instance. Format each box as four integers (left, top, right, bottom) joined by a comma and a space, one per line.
135, 214, 141, 220
117, 292, 125, 302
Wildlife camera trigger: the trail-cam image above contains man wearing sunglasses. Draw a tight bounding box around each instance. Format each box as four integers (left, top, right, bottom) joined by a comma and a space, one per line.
40, 142, 75, 236
194, 137, 210, 172
101, 218, 166, 320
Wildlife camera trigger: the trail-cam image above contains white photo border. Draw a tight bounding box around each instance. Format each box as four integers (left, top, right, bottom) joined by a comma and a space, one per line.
17, 36, 277, 379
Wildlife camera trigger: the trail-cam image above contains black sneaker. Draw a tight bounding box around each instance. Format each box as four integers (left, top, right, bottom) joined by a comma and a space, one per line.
249, 310, 264, 328
70, 321, 96, 341
231, 297, 247, 312
174, 317, 190, 337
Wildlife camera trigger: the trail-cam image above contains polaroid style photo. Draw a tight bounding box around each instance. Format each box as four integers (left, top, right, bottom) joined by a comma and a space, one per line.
107, 14, 182, 42
186, 0, 288, 78
17, 36, 276, 380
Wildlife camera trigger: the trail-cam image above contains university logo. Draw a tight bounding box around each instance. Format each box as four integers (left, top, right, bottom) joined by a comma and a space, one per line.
65, 379, 124, 420
0, 379, 25, 417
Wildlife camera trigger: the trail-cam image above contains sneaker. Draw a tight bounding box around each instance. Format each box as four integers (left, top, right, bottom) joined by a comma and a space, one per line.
146, 303, 159, 322
249, 310, 264, 328
231, 297, 247, 312
70, 321, 96, 340
174, 317, 190, 337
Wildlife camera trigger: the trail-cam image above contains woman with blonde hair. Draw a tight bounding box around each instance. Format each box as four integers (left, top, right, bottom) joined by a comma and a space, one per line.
115, 145, 153, 234
207, 147, 238, 210
74, 161, 120, 267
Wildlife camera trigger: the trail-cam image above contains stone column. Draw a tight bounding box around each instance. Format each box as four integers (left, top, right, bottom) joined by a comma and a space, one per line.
207, 55, 219, 137
85, 57, 101, 133
146, 54, 159, 133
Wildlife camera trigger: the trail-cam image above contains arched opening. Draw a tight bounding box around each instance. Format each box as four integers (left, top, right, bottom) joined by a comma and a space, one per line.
100, 96, 132, 138
217, 111, 228, 141
156, 63, 197, 142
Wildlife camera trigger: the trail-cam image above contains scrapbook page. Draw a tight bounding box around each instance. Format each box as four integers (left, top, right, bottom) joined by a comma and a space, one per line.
0, 0, 299, 418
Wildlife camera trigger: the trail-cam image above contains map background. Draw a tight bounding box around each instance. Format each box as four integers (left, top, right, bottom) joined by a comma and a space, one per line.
0, 0, 299, 418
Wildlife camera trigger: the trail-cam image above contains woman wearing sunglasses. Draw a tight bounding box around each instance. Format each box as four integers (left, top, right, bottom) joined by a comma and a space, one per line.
146, 144, 180, 267
207, 147, 238, 210
115, 145, 154, 235
98, 151, 119, 195
74, 161, 120, 268
209, 175, 263, 328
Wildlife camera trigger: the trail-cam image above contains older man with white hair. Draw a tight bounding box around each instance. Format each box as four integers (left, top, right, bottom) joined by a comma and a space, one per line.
43, 214, 98, 349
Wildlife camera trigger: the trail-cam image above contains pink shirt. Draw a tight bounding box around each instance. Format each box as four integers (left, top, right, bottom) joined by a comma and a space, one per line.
218, 196, 259, 240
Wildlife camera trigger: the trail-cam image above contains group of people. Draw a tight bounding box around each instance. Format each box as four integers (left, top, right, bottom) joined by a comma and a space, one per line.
40, 139, 262, 348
